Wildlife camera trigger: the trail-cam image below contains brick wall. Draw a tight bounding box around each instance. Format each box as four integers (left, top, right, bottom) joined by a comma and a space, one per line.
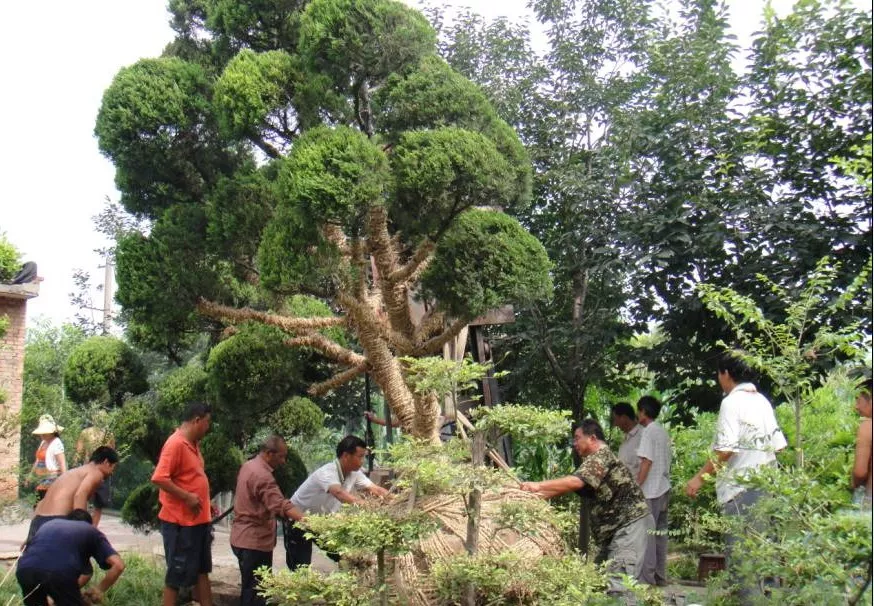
0, 294, 30, 502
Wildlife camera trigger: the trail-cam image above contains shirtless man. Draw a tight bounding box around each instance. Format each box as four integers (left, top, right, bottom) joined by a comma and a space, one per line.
76, 422, 117, 527
26, 446, 119, 543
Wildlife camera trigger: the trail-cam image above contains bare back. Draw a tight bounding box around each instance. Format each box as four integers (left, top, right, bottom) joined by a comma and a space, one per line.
34, 464, 105, 517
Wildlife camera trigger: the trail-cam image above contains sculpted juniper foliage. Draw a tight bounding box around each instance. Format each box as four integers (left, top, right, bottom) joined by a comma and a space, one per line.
96, 0, 551, 443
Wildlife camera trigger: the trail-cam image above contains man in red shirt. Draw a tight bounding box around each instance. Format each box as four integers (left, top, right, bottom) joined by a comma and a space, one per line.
152, 402, 213, 606
231, 436, 304, 606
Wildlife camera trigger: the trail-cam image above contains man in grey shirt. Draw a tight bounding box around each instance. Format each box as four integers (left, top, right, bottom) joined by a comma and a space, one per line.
610, 402, 643, 478
636, 396, 672, 586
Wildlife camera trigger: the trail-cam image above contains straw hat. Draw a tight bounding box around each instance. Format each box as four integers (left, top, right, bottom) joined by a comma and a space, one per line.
32, 414, 64, 435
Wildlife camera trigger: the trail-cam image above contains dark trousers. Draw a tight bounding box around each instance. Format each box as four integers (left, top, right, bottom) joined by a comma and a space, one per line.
16, 568, 83, 606
723, 489, 767, 605
283, 520, 340, 570
232, 546, 273, 606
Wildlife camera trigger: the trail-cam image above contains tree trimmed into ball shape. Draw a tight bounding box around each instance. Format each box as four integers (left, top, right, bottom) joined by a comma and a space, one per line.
270, 396, 325, 439
97, 0, 552, 442
63, 336, 149, 408
375, 55, 531, 213
278, 125, 389, 234
298, 0, 436, 97
391, 127, 513, 239
206, 322, 311, 441
95, 57, 226, 216
213, 49, 298, 140
421, 209, 553, 320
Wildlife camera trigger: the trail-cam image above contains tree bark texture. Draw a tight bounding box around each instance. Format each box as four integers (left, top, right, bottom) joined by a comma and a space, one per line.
198, 205, 469, 443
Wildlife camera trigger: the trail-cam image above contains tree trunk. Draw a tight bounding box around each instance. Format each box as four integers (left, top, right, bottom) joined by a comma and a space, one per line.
463, 431, 486, 606
795, 398, 803, 468
377, 549, 388, 606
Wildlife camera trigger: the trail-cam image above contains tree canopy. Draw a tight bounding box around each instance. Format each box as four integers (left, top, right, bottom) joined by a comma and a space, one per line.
97, 0, 551, 441
432, 0, 872, 413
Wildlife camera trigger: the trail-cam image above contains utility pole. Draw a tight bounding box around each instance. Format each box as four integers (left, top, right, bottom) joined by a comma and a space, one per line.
101, 256, 113, 335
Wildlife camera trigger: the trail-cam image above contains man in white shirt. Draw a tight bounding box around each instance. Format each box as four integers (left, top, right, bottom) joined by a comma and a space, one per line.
610, 402, 643, 479
285, 435, 389, 570
635, 396, 672, 586
685, 352, 787, 603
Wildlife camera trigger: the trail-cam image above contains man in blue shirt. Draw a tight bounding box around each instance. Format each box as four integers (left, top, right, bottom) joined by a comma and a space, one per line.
16, 509, 125, 606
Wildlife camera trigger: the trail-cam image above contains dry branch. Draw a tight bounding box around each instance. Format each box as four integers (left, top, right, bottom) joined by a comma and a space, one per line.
197, 298, 346, 332
308, 363, 369, 396
415, 317, 470, 355
389, 239, 435, 284
284, 333, 366, 368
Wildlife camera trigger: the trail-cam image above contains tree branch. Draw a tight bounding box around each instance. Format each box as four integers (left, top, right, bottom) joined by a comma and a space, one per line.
368, 206, 415, 335
284, 333, 366, 367
415, 317, 470, 355
248, 135, 281, 159
308, 363, 368, 397
388, 239, 436, 284
197, 299, 346, 332
413, 307, 445, 344
530, 305, 574, 400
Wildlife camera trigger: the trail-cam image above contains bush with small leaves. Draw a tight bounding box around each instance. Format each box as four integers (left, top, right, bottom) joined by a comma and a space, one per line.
431, 552, 612, 606
256, 567, 376, 606
121, 482, 160, 534
63, 336, 149, 408
0, 234, 20, 282
270, 396, 325, 440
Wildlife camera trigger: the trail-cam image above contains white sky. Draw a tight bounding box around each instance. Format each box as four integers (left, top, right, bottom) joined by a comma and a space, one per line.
0, 0, 867, 328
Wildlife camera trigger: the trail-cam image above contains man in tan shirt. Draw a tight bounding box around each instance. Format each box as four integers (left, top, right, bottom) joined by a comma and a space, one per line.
231, 436, 304, 606
852, 379, 873, 506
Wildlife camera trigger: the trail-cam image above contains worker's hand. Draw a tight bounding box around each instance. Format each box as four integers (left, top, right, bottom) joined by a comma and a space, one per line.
685, 475, 703, 498
363, 411, 376, 422
83, 587, 104, 604
519, 481, 540, 493
184, 491, 202, 516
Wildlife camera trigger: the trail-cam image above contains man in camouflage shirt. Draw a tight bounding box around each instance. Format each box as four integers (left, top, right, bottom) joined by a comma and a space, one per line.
521, 419, 654, 581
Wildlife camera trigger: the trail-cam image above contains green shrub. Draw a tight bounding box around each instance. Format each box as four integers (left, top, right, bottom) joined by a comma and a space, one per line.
113, 392, 169, 464
206, 322, 311, 441
63, 336, 149, 407
200, 431, 245, 496
111, 455, 155, 509
270, 396, 325, 439
0, 234, 21, 281
726, 464, 872, 605
155, 362, 208, 420
121, 482, 160, 534
257, 567, 375, 606
431, 552, 612, 605
274, 446, 308, 496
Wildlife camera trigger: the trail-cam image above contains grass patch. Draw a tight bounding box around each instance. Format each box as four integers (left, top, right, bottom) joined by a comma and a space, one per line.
0, 552, 165, 606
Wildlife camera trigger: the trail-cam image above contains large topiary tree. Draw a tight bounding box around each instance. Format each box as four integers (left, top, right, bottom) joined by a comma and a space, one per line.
63, 336, 149, 407
96, 0, 551, 442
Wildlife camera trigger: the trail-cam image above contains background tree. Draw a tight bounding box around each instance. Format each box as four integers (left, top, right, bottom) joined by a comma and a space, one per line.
96, 0, 552, 442
63, 336, 149, 408
430, 0, 872, 413
19, 321, 87, 475
432, 0, 654, 419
